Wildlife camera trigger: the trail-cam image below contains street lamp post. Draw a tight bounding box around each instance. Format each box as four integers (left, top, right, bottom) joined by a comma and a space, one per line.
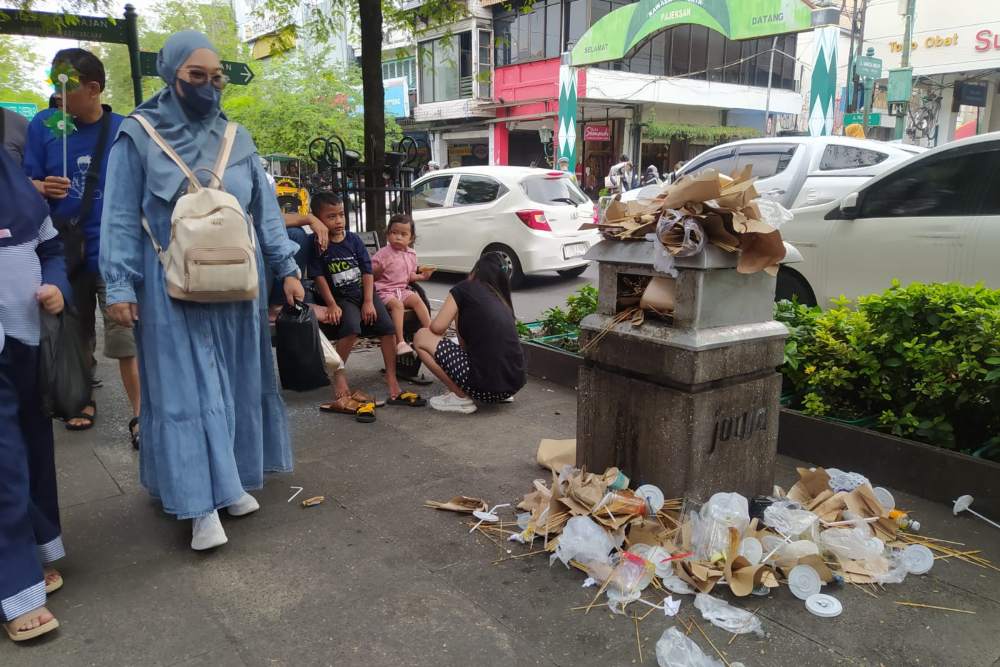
895, 0, 917, 140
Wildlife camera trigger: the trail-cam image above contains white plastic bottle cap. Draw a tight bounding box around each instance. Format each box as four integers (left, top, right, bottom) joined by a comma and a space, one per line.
636, 484, 665, 514
902, 544, 935, 575
805, 593, 843, 618
788, 564, 822, 600
873, 487, 895, 512
738, 537, 763, 565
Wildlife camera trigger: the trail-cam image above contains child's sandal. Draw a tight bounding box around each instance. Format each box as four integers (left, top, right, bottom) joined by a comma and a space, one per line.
387, 391, 426, 407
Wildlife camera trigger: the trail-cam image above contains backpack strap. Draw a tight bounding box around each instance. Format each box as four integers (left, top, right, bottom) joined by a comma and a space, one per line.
212, 122, 237, 181
132, 114, 201, 191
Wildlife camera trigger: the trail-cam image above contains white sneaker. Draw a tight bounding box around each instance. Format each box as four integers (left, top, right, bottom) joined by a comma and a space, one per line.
429, 391, 477, 414
226, 492, 260, 517
191, 511, 228, 551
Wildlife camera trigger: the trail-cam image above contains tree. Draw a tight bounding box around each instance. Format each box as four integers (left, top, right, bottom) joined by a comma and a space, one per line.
0, 35, 47, 107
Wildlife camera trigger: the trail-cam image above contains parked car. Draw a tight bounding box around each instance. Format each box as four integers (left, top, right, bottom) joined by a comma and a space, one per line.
667, 136, 924, 209
778, 131, 1000, 306
409, 166, 599, 288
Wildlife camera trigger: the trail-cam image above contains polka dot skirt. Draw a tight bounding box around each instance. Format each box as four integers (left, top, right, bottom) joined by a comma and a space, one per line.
434, 338, 512, 403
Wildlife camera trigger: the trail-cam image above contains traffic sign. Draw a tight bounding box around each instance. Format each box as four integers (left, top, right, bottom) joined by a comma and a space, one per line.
855, 55, 883, 80
0, 102, 38, 119
844, 112, 881, 126
0, 8, 128, 44
139, 51, 255, 85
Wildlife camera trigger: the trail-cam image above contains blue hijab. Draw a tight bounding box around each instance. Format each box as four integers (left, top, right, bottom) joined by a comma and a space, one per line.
0, 144, 49, 238
120, 30, 256, 203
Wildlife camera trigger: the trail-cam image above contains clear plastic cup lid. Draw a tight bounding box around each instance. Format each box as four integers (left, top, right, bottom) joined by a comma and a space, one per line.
788, 564, 822, 600
805, 593, 843, 618
902, 544, 934, 575
738, 537, 763, 565
873, 487, 895, 512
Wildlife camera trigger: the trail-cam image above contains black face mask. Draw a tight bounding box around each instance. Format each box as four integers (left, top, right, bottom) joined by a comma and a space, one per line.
177, 78, 220, 118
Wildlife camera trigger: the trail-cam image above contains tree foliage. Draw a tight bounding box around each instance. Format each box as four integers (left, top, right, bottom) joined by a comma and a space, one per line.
0, 35, 47, 107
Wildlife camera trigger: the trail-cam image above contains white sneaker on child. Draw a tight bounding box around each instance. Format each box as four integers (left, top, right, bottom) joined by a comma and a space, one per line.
429, 391, 477, 414
226, 492, 260, 517
191, 511, 228, 551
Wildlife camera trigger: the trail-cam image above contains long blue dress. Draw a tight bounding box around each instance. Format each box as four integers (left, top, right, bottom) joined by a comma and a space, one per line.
100, 131, 298, 520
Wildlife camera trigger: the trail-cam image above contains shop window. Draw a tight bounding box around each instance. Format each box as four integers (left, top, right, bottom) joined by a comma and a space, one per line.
566, 0, 586, 50
545, 0, 561, 59
669, 25, 690, 77
383, 58, 416, 90
478, 30, 492, 99
454, 175, 505, 206
707, 29, 725, 82
723, 38, 741, 84
688, 25, 708, 80
419, 33, 473, 104
650, 32, 666, 76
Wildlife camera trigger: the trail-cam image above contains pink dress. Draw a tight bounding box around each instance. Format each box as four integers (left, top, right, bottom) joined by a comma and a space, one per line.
372, 244, 418, 303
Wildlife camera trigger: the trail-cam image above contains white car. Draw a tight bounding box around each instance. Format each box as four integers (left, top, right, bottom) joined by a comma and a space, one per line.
779, 131, 1000, 307
410, 166, 598, 288
670, 136, 923, 210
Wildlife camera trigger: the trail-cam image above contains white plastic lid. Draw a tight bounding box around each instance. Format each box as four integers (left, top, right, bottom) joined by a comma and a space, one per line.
805, 593, 843, 618
739, 537, 763, 565
788, 564, 822, 600
873, 487, 895, 512
902, 544, 935, 575
472, 510, 499, 522
636, 484, 665, 514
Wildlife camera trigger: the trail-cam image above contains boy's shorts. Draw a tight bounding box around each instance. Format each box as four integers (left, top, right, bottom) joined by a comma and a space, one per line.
327, 297, 395, 339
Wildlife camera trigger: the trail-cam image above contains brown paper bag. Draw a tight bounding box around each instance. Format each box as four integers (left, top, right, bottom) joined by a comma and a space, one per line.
536, 438, 576, 472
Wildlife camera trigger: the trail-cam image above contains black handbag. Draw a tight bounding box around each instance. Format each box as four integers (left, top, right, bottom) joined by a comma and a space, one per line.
37, 308, 93, 420
275, 302, 330, 391
52, 108, 112, 278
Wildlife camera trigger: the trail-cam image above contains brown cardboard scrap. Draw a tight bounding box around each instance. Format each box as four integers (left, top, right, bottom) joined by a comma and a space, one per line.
536, 438, 576, 473
716, 178, 759, 210
797, 554, 835, 583
675, 560, 724, 594
424, 496, 489, 513
736, 231, 786, 275
845, 485, 898, 542
788, 468, 833, 505
661, 170, 723, 209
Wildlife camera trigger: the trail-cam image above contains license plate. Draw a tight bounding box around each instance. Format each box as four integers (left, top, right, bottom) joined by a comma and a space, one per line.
563, 242, 587, 260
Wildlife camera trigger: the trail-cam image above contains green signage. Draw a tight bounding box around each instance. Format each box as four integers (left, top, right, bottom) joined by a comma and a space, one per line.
0, 8, 127, 44
844, 112, 881, 126
855, 55, 882, 80
139, 51, 255, 85
0, 101, 38, 119
571, 0, 814, 66
887, 67, 913, 104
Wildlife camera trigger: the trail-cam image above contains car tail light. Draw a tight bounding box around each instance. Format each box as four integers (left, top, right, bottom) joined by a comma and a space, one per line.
545, 171, 564, 179
516, 209, 552, 231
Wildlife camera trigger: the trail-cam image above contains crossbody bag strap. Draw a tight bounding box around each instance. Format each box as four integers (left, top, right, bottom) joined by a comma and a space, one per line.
212, 122, 237, 181
132, 114, 201, 190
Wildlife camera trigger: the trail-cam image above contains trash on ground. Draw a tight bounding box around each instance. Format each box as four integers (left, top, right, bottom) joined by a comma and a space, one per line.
953, 494, 1000, 530
424, 496, 489, 513
655, 626, 724, 667
301, 495, 324, 507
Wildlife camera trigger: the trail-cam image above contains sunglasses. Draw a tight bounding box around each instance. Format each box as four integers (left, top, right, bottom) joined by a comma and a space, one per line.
179, 66, 228, 90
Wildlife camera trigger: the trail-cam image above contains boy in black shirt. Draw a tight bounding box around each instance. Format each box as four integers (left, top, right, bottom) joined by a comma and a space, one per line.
309, 193, 407, 403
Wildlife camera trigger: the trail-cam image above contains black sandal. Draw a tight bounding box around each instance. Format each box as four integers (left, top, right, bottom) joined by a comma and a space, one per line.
387, 391, 427, 407
129, 416, 140, 450
65, 401, 97, 431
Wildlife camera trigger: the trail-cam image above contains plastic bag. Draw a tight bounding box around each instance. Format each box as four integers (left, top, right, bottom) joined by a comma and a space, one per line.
754, 198, 793, 229
550, 516, 616, 567
876, 550, 909, 585
275, 302, 330, 391
763, 499, 819, 537
38, 310, 92, 420
826, 468, 871, 493
692, 493, 750, 560
818, 524, 885, 562
656, 627, 724, 667
694, 594, 764, 636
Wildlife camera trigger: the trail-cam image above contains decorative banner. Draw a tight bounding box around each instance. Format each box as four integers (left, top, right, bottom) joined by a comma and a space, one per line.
571, 0, 814, 67
557, 60, 578, 172
809, 22, 839, 137
584, 125, 611, 142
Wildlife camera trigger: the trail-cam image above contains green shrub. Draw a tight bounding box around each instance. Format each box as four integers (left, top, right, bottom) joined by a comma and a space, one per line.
539, 284, 598, 337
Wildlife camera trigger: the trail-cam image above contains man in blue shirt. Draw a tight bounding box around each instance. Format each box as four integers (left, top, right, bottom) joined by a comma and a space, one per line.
23, 49, 139, 443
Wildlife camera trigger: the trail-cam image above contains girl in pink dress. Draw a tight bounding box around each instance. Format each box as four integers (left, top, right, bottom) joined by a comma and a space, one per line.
372, 215, 434, 356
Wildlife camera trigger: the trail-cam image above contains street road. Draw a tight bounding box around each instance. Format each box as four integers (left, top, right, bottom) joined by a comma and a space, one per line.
420, 262, 597, 322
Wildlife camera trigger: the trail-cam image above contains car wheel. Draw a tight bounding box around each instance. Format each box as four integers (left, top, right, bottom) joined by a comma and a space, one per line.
557, 265, 588, 279
775, 267, 817, 306
484, 245, 525, 290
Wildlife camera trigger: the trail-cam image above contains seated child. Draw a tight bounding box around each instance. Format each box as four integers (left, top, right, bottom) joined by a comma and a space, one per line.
308, 193, 427, 415
371, 214, 434, 357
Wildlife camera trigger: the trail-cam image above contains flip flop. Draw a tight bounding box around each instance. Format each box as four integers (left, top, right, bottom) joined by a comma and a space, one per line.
320, 397, 377, 423
4, 612, 59, 642
65, 401, 97, 431
44, 569, 63, 595
128, 416, 140, 450
387, 391, 427, 407
351, 390, 385, 407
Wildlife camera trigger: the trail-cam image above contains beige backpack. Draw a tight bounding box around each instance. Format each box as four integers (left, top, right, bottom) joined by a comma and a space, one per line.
135, 115, 258, 303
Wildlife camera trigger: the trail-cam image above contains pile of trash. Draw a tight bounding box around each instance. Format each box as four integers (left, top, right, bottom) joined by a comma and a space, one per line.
583, 167, 790, 277
426, 443, 996, 665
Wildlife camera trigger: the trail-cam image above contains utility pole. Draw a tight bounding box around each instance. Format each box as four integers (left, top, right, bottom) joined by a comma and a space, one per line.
763, 35, 777, 136
894, 0, 916, 140
862, 47, 875, 134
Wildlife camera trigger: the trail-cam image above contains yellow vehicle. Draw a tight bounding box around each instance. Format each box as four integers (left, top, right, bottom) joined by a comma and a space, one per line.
263, 154, 309, 215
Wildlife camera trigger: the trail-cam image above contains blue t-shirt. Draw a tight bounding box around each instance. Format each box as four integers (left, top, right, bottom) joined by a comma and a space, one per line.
23, 106, 124, 275
308, 231, 371, 303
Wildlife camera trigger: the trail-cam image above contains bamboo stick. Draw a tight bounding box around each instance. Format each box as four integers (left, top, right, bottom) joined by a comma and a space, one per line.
634, 615, 643, 664
895, 601, 976, 614
690, 618, 731, 667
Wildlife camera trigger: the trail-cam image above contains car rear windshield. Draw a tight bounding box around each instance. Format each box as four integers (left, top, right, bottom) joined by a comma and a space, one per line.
521, 175, 589, 206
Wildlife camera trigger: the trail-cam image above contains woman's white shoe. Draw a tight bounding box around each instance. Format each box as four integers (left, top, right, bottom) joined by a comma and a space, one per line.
428, 391, 477, 414
191, 511, 228, 550
226, 492, 260, 517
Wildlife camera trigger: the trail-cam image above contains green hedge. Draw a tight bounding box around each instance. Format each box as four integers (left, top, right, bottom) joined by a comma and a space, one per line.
776, 282, 1000, 461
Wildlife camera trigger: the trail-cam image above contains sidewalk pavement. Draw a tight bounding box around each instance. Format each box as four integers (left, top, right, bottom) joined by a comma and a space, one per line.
3, 348, 999, 667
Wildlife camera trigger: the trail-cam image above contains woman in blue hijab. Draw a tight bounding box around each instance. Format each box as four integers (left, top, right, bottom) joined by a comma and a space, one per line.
0, 148, 70, 641
100, 31, 303, 550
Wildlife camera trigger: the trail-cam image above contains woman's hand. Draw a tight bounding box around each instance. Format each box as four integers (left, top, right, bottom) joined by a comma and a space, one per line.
36, 285, 64, 315
283, 276, 305, 306
107, 302, 139, 328
307, 215, 329, 252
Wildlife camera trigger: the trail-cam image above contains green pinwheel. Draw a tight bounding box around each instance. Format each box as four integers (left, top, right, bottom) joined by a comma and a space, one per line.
43, 111, 77, 138
47, 61, 81, 92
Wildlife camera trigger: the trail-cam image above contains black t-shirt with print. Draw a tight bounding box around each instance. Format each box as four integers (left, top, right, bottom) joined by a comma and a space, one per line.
451, 279, 526, 394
